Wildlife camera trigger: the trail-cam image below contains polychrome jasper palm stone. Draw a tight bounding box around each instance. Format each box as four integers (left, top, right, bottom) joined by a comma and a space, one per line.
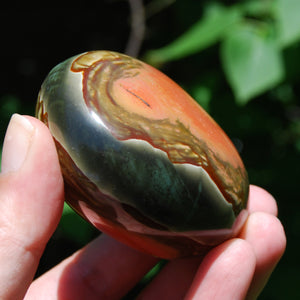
36, 51, 249, 259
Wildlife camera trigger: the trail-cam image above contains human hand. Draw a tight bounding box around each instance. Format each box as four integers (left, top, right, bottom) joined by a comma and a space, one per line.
0, 114, 286, 300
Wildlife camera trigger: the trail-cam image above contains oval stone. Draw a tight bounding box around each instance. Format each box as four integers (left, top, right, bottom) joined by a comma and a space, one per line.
36, 51, 249, 259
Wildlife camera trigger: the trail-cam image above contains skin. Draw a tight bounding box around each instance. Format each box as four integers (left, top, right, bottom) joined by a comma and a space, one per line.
0, 114, 286, 300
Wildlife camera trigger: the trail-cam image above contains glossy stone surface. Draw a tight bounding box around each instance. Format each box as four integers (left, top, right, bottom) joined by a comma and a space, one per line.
36, 51, 249, 259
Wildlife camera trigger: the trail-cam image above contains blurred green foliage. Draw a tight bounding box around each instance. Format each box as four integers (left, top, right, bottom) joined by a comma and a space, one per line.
0, 0, 299, 298
145, 0, 300, 103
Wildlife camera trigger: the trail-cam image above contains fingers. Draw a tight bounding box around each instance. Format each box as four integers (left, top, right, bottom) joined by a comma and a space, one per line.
240, 212, 286, 299
25, 234, 158, 300
0, 114, 64, 300
184, 239, 256, 300
139, 240, 256, 300
0, 118, 284, 300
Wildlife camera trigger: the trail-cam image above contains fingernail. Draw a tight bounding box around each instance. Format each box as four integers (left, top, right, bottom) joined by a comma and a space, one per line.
1, 114, 35, 174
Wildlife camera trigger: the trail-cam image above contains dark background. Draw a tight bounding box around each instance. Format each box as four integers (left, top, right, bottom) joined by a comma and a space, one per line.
0, 0, 298, 299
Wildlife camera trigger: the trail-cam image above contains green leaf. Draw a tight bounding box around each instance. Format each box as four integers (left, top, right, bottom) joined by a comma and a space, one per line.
221, 22, 284, 104
276, 0, 300, 47
144, 3, 242, 66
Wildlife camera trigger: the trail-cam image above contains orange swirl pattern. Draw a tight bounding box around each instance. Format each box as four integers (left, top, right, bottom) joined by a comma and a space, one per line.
70, 51, 248, 213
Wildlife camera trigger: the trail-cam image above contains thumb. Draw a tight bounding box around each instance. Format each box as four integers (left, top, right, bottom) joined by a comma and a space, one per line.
0, 114, 64, 300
